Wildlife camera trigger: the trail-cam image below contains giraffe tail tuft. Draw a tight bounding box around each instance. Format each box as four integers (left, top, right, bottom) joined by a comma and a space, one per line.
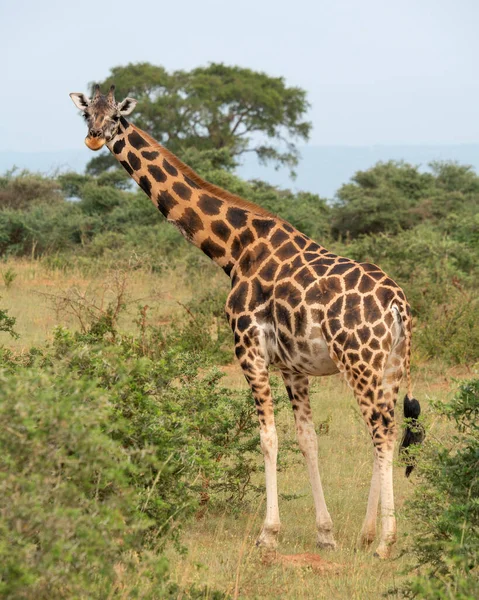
399, 394, 425, 477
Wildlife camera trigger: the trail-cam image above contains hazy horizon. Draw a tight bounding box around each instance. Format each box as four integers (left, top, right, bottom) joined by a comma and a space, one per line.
3, 142, 478, 199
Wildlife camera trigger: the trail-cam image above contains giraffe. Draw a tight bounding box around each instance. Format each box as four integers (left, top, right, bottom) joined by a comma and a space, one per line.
70, 85, 423, 559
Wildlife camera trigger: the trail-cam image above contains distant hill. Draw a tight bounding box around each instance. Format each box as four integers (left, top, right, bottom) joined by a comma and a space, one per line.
1, 144, 478, 199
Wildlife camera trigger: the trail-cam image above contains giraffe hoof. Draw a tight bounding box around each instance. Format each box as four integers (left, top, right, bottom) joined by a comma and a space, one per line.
360, 533, 376, 548
373, 546, 392, 560
317, 540, 337, 551
316, 532, 337, 551
256, 527, 280, 549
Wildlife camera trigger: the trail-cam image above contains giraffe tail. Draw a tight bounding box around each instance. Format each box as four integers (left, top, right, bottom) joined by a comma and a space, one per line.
398, 304, 424, 476
399, 395, 425, 477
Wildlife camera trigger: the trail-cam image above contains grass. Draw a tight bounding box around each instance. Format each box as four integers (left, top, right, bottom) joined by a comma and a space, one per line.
164, 366, 457, 599
0, 257, 228, 350
0, 257, 466, 599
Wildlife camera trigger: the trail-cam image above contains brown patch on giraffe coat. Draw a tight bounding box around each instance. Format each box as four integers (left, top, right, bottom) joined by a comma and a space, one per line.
128, 130, 149, 150
239, 228, 255, 248
198, 194, 223, 215
157, 190, 178, 217
113, 138, 126, 154
249, 278, 272, 311
177, 207, 204, 237
294, 235, 307, 249
361, 347, 373, 362
277, 262, 297, 280
294, 266, 316, 289
358, 274, 375, 294
127, 151, 141, 171
211, 220, 231, 242
237, 314, 252, 331
172, 181, 192, 200
239, 243, 271, 277
226, 207, 248, 228
373, 323, 386, 338
344, 267, 361, 289
148, 164, 167, 183
363, 295, 381, 323
357, 325, 371, 344
270, 229, 289, 247
201, 238, 226, 260
328, 318, 342, 336
278, 329, 296, 357
227, 281, 249, 313
183, 174, 201, 189
327, 296, 344, 319
142, 150, 160, 160
120, 160, 133, 175
294, 305, 308, 337
275, 281, 302, 308
275, 242, 299, 261
252, 219, 276, 237
259, 258, 280, 282
138, 176, 151, 196
230, 236, 242, 260
275, 303, 293, 331
329, 262, 356, 276
343, 293, 363, 329
162, 158, 178, 176
305, 277, 342, 306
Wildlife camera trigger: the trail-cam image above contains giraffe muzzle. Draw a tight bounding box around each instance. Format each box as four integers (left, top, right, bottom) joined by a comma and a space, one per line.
85, 135, 106, 151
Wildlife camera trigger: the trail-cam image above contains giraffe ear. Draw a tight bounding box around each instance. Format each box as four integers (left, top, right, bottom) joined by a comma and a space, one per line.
118, 97, 138, 115
70, 93, 90, 111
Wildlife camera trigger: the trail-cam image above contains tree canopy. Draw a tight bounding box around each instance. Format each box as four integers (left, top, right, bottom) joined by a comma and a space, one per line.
86, 62, 311, 176
330, 161, 479, 239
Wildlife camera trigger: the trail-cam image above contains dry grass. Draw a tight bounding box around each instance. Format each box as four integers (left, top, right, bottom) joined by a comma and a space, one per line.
163, 365, 456, 600
0, 257, 464, 599
0, 258, 227, 350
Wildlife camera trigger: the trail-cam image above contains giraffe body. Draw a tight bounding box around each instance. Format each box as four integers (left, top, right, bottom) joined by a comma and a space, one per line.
70, 86, 423, 559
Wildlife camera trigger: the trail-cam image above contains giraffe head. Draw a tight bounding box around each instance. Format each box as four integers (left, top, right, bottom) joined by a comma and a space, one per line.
69, 84, 137, 151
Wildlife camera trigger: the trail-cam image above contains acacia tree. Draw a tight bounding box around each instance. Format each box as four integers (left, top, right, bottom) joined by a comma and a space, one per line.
86, 62, 311, 176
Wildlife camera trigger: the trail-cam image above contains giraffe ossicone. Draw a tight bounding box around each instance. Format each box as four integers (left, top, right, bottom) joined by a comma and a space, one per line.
70, 85, 424, 559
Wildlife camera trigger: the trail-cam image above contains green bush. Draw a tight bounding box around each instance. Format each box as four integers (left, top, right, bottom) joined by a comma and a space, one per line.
0, 297, 18, 339
417, 294, 479, 365
402, 379, 479, 598
0, 203, 101, 257
331, 161, 479, 239
0, 170, 62, 209
0, 367, 168, 599
0, 302, 289, 597
78, 182, 126, 215
50, 309, 284, 519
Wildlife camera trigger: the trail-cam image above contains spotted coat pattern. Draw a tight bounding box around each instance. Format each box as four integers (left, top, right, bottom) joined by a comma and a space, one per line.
72, 91, 415, 559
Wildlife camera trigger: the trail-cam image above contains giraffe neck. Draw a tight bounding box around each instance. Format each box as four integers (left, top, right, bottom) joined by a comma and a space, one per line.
107, 119, 281, 276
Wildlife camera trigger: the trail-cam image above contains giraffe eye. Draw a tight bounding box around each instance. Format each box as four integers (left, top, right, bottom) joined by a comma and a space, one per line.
82, 112, 89, 120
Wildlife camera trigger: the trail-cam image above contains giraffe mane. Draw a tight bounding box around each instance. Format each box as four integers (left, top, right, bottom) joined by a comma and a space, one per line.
129, 124, 278, 219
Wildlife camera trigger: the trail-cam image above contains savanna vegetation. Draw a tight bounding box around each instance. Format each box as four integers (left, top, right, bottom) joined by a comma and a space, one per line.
1, 62, 478, 598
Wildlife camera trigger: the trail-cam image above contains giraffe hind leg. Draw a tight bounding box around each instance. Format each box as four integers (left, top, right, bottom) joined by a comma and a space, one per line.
360, 448, 381, 548
360, 337, 406, 557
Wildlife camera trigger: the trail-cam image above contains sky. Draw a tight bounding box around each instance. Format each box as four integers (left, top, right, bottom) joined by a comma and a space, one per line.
1, 0, 478, 155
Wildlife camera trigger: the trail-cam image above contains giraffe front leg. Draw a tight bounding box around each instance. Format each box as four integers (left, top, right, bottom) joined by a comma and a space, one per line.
240, 357, 281, 548
256, 418, 281, 548
282, 371, 337, 550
